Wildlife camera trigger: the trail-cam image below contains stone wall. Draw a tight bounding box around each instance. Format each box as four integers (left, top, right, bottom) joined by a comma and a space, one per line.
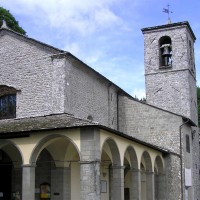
118, 95, 199, 199
0, 31, 61, 118
63, 56, 118, 129
0, 31, 119, 129
118, 95, 182, 153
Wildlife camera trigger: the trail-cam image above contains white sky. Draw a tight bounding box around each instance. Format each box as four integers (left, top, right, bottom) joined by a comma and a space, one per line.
1, 0, 200, 99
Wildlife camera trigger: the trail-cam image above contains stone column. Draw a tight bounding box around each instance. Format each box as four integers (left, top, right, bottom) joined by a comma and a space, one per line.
146, 171, 155, 200
157, 174, 166, 200
130, 168, 141, 200
80, 161, 101, 200
80, 127, 101, 200
22, 164, 35, 200
110, 166, 125, 200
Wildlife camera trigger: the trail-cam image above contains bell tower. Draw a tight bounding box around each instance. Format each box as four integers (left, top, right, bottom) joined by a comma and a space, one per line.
142, 22, 198, 124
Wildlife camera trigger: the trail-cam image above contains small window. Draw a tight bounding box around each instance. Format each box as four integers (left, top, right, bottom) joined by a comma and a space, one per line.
87, 115, 93, 121
0, 94, 16, 120
159, 36, 172, 67
189, 40, 195, 73
186, 134, 190, 153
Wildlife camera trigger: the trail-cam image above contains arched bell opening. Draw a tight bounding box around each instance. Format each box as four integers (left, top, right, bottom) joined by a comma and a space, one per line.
159, 36, 172, 67
0, 141, 23, 200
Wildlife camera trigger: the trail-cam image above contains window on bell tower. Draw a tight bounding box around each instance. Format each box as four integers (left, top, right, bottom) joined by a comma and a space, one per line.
159, 36, 172, 68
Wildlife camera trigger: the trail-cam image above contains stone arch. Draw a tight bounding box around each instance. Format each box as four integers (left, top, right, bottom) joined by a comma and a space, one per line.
124, 145, 138, 169
101, 137, 121, 166
32, 134, 81, 200
154, 155, 164, 174
0, 85, 18, 96
0, 139, 23, 199
123, 146, 139, 200
0, 139, 23, 167
159, 35, 172, 67
101, 137, 121, 200
30, 134, 80, 165
154, 155, 165, 200
140, 151, 153, 200
141, 150, 152, 172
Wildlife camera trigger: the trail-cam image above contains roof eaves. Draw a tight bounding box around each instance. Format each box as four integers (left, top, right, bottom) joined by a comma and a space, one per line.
141, 21, 196, 41
0, 28, 65, 54
64, 52, 133, 98
123, 95, 197, 126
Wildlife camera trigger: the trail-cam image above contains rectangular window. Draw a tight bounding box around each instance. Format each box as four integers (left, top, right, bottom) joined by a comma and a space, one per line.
186, 135, 190, 153
0, 94, 16, 120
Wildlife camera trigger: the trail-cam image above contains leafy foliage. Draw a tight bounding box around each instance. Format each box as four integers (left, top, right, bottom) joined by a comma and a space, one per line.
197, 86, 200, 126
134, 95, 146, 103
0, 7, 26, 35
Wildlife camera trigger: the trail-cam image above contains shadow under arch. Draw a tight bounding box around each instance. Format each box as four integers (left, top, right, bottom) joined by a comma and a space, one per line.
100, 137, 122, 200
123, 145, 139, 200
124, 145, 138, 169
0, 139, 23, 199
140, 150, 153, 172
154, 155, 164, 174
101, 137, 121, 166
140, 151, 157, 200
30, 134, 80, 165
32, 134, 81, 200
0, 139, 23, 167
154, 155, 165, 199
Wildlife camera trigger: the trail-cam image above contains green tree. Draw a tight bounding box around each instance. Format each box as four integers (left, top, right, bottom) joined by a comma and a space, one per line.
0, 7, 26, 35
197, 86, 200, 126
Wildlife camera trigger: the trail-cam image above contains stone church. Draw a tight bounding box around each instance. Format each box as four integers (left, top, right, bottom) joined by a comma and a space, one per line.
0, 20, 199, 200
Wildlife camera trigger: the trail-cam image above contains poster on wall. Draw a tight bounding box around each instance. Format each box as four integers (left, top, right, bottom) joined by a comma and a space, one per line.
185, 168, 192, 187
101, 181, 107, 193
40, 183, 51, 199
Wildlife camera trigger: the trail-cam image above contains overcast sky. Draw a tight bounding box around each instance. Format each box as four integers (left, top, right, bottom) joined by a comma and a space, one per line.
1, 0, 200, 98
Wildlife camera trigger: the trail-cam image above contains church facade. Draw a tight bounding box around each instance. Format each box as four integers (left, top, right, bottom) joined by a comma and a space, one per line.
0, 21, 199, 200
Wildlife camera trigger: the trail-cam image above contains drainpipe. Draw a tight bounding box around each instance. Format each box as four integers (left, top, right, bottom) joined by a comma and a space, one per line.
117, 92, 119, 131
179, 118, 189, 200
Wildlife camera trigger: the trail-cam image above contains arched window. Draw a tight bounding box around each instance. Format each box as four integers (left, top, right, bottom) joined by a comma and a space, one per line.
159, 36, 172, 67
0, 86, 16, 120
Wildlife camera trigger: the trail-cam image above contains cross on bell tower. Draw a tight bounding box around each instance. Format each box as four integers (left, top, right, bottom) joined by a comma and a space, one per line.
163, 4, 173, 24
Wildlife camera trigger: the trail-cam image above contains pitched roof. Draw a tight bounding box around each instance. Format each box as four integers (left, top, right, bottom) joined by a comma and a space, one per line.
0, 24, 65, 54
0, 113, 98, 135
0, 113, 171, 154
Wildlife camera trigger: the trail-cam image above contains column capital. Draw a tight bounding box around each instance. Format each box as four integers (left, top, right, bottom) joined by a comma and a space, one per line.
130, 168, 140, 172
21, 164, 36, 168
111, 165, 125, 169
79, 160, 101, 165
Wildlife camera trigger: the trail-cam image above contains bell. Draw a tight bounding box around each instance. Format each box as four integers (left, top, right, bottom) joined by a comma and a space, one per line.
162, 46, 171, 55
160, 44, 172, 66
